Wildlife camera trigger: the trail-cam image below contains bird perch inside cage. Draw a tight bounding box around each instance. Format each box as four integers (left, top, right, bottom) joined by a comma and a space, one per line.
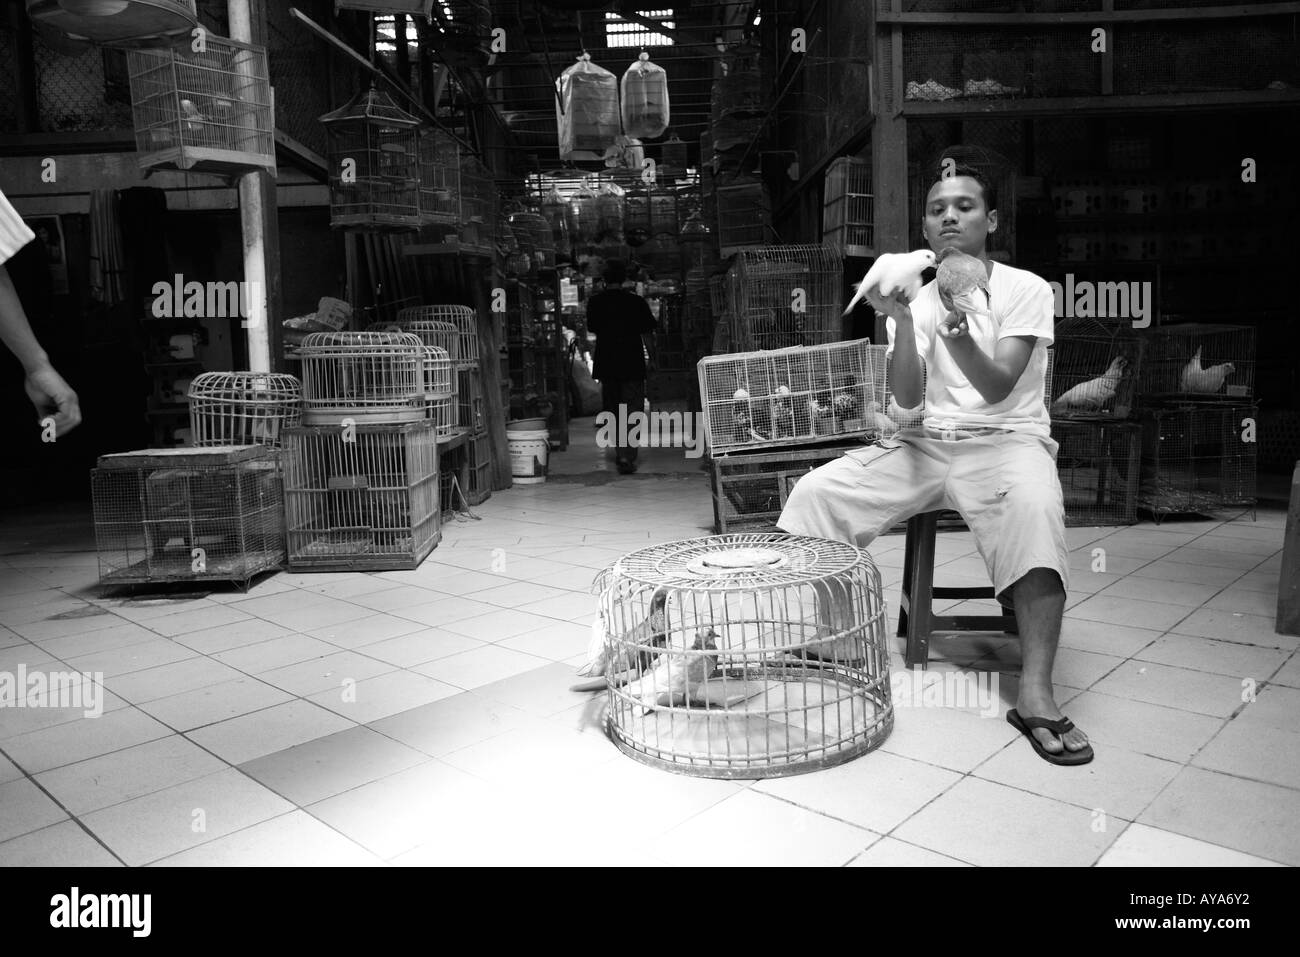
578, 534, 893, 779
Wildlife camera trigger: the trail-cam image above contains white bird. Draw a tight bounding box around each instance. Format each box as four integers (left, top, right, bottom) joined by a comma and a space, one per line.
179, 98, 205, 135
843, 250, 937, 315
575, 588, 668, 685
1051, 355, 1127, 414
1179, 346, 1235, 394
887, 397, 925, 430
864, 400, 898, 435
621, 627, 719, 714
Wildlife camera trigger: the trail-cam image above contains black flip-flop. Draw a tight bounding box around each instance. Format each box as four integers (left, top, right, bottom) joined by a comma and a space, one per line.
1007, 708, 1094, 766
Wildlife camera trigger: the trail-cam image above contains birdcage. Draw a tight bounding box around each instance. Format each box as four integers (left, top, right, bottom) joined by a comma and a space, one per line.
509, 211, 556, 270
418, 125, 460, 226
466, 429, 492, 505
1138, 403, 1258, 521
707, 445, 862, 534
398, 305, 479, 369
127, 34, 275, 174
283, 421, 440, 570
379, 317, 460, 367
92, 446, 284, 587
421, 346, 456, 437
299, 331, 426, 425
726, 245, 844, 353
621, 52, 669, 140
1050, 420, 1142, 527
457, 368, 484, 433
698, 339, 876, 455
592, 533, 892, 779
187, 372, 302, 450
1136, 323, 1255, 404
556, 53, 620, 159
716, 181, 772, 257
594, 183, 625, 245
1049, 317, 1145, 422
457, 151, 498, 252
320, 86, 421, 229
26, 0, 198, 48
822, 156, 874, 258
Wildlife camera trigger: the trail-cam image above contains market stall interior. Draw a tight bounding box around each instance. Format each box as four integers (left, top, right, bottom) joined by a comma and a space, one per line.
0, 0, 1299, 867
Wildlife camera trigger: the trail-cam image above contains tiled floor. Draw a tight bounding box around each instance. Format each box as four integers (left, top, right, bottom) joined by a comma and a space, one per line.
0, 423, 1295, 867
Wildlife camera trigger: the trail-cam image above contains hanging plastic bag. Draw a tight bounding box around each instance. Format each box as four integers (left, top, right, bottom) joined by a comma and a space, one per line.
556, 54, 620, 159
621, 52, 670, 140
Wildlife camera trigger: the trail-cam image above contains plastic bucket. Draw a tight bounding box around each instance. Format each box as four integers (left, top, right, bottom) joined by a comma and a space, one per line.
506, 429, 550, 484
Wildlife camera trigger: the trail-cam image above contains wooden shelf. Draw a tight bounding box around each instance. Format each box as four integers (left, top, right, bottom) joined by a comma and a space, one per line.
876, 2, 1300, 25
900, 89, 1300, 119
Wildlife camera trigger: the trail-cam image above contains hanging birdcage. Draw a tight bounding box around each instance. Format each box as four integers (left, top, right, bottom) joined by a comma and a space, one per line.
594, 181, 625, 245
397, 305, 479, 370
623, 181, 652, 246
320, 86, 422, 229
422, 346, 457, 438
726, 245, 843, 353
566, 180, 601, 245
299, 331, 426, 425
92, 446, 284, 587
26, 0, 198, 47
661, 133, 688, 180
1049, 317, 1145, 421
822, 156, 873, 258
621, 51, 670, 140
187, 372, 302, 449
457, 152, 498, 253
699, 339, 877, 455
509, 211, 556, 271
418, 125, 460, 226
716, 180, 772, 257
590, 534, 892, 779
127, 35, 275, 174
556, 53, 620, 159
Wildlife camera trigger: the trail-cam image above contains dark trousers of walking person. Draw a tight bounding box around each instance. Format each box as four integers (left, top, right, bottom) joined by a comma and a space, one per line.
602, 378, 646, 468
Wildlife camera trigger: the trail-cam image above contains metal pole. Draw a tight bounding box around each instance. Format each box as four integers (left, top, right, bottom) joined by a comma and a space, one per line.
229, 0, 270, 372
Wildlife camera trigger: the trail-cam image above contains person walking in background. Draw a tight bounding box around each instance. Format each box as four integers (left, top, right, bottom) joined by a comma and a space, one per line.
586, 258, 656, 474
0, 188, 80, 437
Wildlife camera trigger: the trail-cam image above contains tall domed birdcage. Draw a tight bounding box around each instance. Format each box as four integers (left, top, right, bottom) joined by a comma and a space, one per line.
397, 305, 479, 370
587, 534, 893, 779
320, 86, 422, 229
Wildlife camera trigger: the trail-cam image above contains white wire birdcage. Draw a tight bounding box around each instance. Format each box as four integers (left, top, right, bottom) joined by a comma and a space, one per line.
1050, 420, 1142, 527
589, 533, 892, 779
422, 346, 456, 438
283, 421, 440, 570
727, 245, 844, 353
698, 340, 877, 455
1049, 317, 1144, 421
386, 318, 461, 369
92, 446, 283, 587
299, 331, 426, 425
418, 124, 460, 226
127, 34, 275, 174
1138, 402, 1257, 521
187, 372, 302, 449
822, 156, 873, 258
1135, 322, 1254, 404
397, 304, 479, 370
320, 85, 422, 229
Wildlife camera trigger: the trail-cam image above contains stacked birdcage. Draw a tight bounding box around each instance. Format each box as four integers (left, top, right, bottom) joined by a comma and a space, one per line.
1051, 420, 1143, 527
299, 331, 426, 425
422, 346, 456, 438
1135, 323, 1255, 405
320, 86, 422, 229
715, 178, 772, 257
92, 446, 284, 587
418, 125, 460, 226
397, 305, 479, 370
509, 210, 556, 271
282, 421, 441, 570
822, 157, 873, 258
128, 34, 275, 174
725, 246, 844, 353
457, 151, 498, 253
592, 534, 893, 778
187, 372, 302, 450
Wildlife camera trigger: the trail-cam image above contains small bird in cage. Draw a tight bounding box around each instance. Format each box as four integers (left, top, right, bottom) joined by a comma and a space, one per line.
179, 98, 206, 135
621, 627, 720, 713
1052, 355, 1128, 415
732, 388, 753, 440
573, 588, 669, 689
1179, 347, 1235, 394
864, 400, 898, 435
843, 249, 937, 315
936, 247, 992, 320
771, 385, 794, 438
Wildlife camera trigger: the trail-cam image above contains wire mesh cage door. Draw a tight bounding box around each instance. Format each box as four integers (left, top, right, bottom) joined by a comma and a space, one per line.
1136, 323, 1255, 405
283, 421, 440, 571
397, 305, 479, 369
1049, 318, 1144, 421
128, 34, 275, 173
187, 372, 302, 449
320, 86, 422, 229
299, 331, 426, 425
698, 340, 877, 455
1050, 420, 1142, 527
92, 447, 284, 586
729, 245, 844, 353
595, 534, 893, 779
1138, 403, 1258, 520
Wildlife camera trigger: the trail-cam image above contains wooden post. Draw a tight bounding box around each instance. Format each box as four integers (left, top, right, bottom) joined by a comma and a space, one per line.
871, 17, 909, 346
467, 257, 512, 491
1277, 460, 1300, 636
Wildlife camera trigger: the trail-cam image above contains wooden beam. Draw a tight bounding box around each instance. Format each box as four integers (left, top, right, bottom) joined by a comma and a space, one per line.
875, 1, 1300, 24
1279, 461, 1300, 636
900, 89, 1300, 118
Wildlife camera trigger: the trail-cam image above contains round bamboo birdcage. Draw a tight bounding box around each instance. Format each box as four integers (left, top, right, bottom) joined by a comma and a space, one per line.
397, 305, 479, 370
299, 331, 426, 425
422, 345, 456, 437
592, 533, 893, 779
187, 372, 302, 449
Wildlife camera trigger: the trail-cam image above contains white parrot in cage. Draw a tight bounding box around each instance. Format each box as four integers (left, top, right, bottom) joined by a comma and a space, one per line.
1179, 347, 1235, 394
620, 627, 720, 714
843, 250, 937, 316
1051, 355, 1128, 415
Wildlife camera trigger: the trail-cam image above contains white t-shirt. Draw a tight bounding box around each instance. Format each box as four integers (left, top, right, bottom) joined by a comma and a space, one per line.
885, 260, 1055, 439
0, 188, 35, 267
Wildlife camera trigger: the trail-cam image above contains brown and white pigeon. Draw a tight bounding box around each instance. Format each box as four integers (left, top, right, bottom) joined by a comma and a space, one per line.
573, 588, 668, 691
935, 247, 991, 319
620, 627, 720, 714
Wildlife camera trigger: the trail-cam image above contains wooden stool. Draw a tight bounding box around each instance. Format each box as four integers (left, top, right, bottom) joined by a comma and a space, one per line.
898, 511, 1019, 669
